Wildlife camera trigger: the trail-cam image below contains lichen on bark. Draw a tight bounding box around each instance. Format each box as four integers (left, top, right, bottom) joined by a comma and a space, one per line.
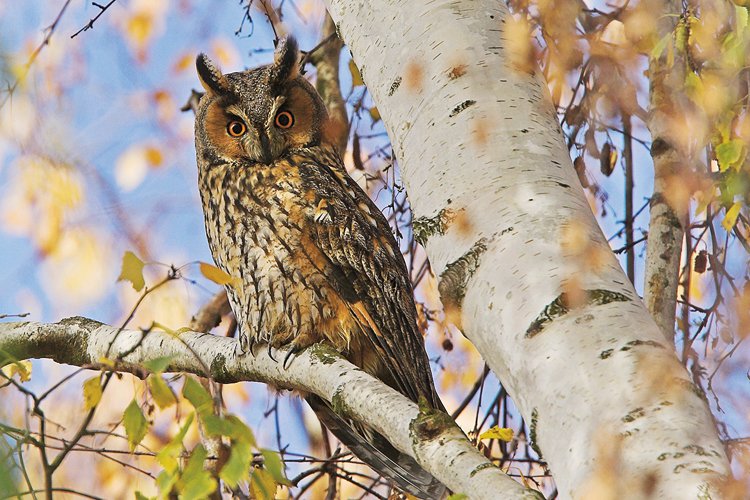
438, 238, 488, 328
525, 289, 631, 338
413, 208, 456, 245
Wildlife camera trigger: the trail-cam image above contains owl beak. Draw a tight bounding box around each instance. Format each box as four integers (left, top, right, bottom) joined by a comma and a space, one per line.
259, 131, 273, 163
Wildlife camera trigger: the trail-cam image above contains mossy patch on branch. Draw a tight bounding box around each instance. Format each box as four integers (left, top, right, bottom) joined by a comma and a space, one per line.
308, 343, 343, 365
409, 397, 454, 448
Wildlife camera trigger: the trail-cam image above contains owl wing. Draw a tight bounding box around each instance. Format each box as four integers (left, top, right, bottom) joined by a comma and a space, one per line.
296, 151, 442, 409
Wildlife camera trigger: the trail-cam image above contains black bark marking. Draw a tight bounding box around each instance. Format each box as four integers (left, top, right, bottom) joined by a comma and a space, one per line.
438, 238, 488, 312
529, 408, 542, 457
448, 99, 476, 117
622, 407, 645, 423
413, 208, 455, 245
525, 289, 631, 338
387, 76, 402, 96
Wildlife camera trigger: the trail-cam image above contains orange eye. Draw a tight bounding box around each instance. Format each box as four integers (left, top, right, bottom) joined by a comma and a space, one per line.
275, 110, 294, 129
227, 120, 246, 137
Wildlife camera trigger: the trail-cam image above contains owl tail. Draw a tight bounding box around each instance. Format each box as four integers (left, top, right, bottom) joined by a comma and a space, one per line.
306, 395, 447, 499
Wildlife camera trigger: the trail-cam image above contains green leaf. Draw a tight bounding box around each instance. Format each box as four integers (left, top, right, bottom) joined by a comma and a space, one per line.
155, 470, 178, 497
220, 440, 253, 488
181, 471, 216, 500
142, 355, 174, 374
261, 449, 289, 485
722, 202, 742, 232
123, 399, 148, 451
183, 444, 208, 478
649, 33, 670, 61
349, 59, 364, 87
684, 72, 703, 104
178, 444, 217, 500
156, 413, 194, 473
182, 377, 213, 416
134, 492, 153, 500
447, 495, 469, 500
250, 468, 277, 500
82, 375, 103, 410
203, 414, 256, 445
117, 251, 145, 291
478, 425, 514, 442
148, 375, 176, 410
716, 139, 745, 171
0, 450, 18, 497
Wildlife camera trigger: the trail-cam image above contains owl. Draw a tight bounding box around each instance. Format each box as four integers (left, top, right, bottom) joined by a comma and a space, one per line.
194, 37, 445, 498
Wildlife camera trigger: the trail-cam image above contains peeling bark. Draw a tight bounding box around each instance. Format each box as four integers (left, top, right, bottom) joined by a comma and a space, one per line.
324, 0, 730, 497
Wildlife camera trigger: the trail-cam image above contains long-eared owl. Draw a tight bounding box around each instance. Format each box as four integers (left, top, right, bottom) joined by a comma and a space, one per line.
194, 36, 444, 498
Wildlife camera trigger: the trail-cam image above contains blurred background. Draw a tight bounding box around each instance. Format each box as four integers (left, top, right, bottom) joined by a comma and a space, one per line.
1, 0, 749, 497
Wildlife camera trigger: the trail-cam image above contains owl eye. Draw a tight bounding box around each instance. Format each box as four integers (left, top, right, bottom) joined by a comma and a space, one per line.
274, 110, 294, 129
227, 120, 247, 137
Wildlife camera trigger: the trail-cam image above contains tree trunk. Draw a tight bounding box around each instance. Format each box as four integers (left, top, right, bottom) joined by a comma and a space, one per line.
642, 0, 686, 346
324, 0, 730, 497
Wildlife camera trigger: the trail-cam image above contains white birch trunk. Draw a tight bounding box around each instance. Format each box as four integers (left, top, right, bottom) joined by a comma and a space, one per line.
324, 0, 730, 497
0, 319, 539, 499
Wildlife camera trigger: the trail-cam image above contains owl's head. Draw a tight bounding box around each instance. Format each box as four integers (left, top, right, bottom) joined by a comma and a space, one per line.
194, 37, 329, 165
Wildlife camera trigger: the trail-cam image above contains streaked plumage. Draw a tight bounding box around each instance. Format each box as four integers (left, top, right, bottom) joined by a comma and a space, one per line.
194, 36, 444, 498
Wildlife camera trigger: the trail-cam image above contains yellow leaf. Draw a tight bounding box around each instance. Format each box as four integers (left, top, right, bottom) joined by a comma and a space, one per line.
152, 321, 176, 334
250, 468, 277, 500
369, 107, 381, 123
349, 59, 364, 87
83, 375, 103, 410
722, 202, 742, 232
2, 360, 32, 382
144, 146, 163, 167
118, 251, 145, 291
126, 13, 153, 46
694, 190, 714, 217
479, 426, 514, 442
199, 262, 233, 285
99, 357, 116, 368
173, 53, 193, 73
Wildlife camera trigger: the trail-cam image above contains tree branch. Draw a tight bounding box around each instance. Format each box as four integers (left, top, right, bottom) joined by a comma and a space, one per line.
0, 318, 540, 499
309, 12, 348, 154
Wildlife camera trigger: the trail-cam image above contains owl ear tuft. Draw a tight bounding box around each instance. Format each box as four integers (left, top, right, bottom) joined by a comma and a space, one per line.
196, 53, 228, 94
270, 36, 299, 86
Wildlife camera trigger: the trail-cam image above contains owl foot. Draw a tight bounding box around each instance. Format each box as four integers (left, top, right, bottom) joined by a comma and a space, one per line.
283, 346, 303, 370
267, 342, 277, 362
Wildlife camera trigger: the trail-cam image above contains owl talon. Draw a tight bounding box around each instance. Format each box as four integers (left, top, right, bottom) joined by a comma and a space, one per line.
267, 343, 277, 362
283, 347, 301, 369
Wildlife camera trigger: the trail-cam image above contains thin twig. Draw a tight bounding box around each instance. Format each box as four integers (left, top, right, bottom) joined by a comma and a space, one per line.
0, 0, 73, 110
70, 1, 117, 39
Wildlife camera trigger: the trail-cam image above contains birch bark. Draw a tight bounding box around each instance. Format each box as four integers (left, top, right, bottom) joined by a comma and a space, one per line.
0, 319, 539, 499
323, 0, 730, 497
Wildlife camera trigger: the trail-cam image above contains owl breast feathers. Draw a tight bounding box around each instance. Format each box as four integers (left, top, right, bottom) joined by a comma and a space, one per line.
194, 36, 445, 498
